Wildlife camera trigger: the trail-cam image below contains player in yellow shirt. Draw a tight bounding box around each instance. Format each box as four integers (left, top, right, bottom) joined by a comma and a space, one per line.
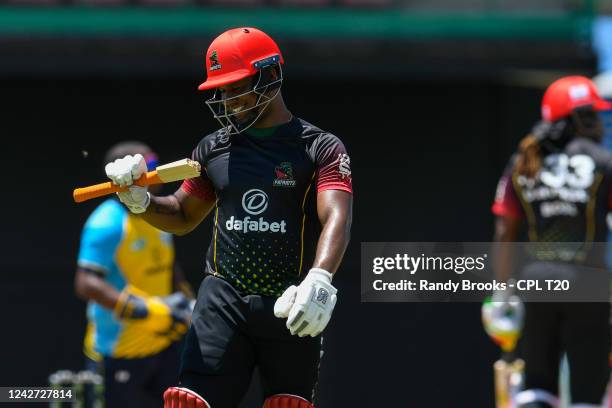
75, 141, 194, 407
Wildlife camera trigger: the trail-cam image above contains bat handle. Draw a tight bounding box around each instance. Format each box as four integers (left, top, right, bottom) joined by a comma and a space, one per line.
73, 171, 162, 203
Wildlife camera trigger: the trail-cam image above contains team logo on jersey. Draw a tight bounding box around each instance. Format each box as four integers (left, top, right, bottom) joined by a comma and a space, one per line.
273, 162, 297, 187
130, 238, 145, 251
209, 51, 222, 71
338, 153, 351, 179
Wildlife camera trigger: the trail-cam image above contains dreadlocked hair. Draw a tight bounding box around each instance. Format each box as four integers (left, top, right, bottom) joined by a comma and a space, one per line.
515, 133, 542, 179
514, 118, 578, 178
515, 107, 602, 178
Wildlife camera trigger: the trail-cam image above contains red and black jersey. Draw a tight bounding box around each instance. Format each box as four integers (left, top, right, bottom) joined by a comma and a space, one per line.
492, 137, 612, 262
182, 117, 352, 296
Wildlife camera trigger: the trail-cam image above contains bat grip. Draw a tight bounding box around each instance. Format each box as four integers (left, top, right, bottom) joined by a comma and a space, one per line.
73, 171, 162, 203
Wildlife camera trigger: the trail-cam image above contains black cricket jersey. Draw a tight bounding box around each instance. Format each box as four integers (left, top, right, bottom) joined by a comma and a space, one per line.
493, 137, 612, 263
181, 117, 352, 296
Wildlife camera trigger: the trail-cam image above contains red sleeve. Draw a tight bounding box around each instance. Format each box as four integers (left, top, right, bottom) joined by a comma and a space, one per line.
315, 134, 353, 194
491, 174, 524, 219
608, 187, 612, 211
180, 176, 216, 202
180, 143, 217, 202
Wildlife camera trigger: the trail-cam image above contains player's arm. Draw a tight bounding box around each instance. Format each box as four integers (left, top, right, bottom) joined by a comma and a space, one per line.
312, 190, 353, 273
483, 216, 525, 353
74, 268, 190, 338
482, 170, 525, 354
274, 190, 352, 337
490, 169, 524, 283
274, 134, 353, 337
75, 211, 124, 309
74, 269, 121, 309
142, 188, 215, 236
493, 215, 521, 282
75, 268, 192, 341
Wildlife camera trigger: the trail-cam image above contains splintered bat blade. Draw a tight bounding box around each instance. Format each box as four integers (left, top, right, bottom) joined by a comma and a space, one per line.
155, 159, 201, 182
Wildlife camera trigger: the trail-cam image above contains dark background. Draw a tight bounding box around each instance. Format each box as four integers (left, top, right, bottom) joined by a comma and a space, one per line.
0, 2, 602, 406
0, 75, 556, 407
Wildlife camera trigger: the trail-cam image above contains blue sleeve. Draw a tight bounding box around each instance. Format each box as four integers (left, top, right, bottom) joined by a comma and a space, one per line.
77, 200, 125, 275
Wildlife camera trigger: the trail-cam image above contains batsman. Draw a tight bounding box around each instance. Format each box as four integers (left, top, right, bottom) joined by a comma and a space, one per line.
104, 27, 353, 408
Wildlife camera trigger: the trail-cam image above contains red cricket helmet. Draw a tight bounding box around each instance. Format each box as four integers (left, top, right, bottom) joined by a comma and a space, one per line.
541, 75, 612, 122
198, 27, 284, 91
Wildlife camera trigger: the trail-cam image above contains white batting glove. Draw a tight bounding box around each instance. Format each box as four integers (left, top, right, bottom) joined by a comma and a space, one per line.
105, 154, 150, 214
274, 268, 337, 337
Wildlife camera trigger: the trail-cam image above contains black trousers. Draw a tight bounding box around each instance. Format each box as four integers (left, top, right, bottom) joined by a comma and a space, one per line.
87, 342, 181, 408
521, 301, 610, 404
179, 275, 322, 408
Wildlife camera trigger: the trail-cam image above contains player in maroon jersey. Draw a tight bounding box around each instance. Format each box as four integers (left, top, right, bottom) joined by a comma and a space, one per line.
487, 76, 612, 408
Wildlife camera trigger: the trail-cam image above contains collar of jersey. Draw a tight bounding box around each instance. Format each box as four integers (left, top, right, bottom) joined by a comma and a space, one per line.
243, 117, 300, 139
245, 126, 279, 138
